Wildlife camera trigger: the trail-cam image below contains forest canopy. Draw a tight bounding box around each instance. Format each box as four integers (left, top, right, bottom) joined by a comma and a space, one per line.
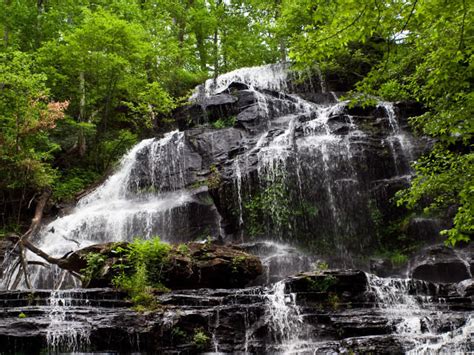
0, 0, 472, 245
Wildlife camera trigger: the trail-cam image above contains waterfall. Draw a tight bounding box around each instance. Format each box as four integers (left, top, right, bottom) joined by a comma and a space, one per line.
194, 63, 290, 98
0, 63, 471, 354
264, 281, 308, 353
8, 130, 207, 289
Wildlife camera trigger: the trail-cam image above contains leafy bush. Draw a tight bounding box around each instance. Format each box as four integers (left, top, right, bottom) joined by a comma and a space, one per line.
81, 252, 106, 283
211, 116, 236, 129
112, 237, 171, 310
192, 329, 210, 349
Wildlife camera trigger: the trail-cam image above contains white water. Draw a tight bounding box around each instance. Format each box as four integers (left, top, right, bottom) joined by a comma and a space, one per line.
367, 274, 474, 354
193, 63, 290, 98
265, 281, 310, 354
47, 290, 91, 352
10, 130, 200, 289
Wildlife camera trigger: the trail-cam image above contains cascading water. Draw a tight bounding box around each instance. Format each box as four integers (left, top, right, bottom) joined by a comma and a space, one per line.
264, 281, 308, 353
193, 64, 419, 262
5, 130, 218, 289
367, 274, 474, 354
46, 290, 91, 352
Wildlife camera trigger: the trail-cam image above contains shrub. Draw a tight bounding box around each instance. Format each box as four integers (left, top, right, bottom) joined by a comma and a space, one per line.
192, 329, 210, 349
112, 236, 171, 309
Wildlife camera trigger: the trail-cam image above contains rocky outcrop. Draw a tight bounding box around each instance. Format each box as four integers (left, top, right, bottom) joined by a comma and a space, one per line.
0, 270, 472, 354
410, 244, 473, 283
158, 65, 438, 264
60, 241, 263, 289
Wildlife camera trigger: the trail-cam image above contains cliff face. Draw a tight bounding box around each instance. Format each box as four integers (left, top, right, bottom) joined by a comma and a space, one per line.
171, 64, 434, 265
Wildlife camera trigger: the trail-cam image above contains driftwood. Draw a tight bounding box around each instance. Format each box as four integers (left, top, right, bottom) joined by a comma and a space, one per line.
7, 189, 62, 289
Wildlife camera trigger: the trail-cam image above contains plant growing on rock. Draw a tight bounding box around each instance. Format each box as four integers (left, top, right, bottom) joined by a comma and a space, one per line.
305, 275, 337, 293
111, 237, 171, 309
207, 165, 222, 190
211, 116, 236, 129
81, 252, 106, 283
192, 329, 210, 350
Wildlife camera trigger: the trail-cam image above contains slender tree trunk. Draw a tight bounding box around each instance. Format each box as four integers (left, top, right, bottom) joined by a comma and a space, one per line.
78, 71, 86, 157
196, 31, 207, 71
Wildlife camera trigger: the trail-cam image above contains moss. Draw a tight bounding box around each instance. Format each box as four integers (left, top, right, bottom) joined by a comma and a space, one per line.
207, 165, 221, 190
211, 116, 236, 129
305, 275, 337, 292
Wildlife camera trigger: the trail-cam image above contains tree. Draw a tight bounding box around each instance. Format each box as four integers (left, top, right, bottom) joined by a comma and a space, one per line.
0, 51, 67, 231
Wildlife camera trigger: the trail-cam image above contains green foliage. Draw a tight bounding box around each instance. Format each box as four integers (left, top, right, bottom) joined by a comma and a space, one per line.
244, 181, 292, 237
81, 252, 106, 283
312, 261, 329, 273
171, 327, 187, 343
0, 0, 285, 233
111, 237, 171, 309
177, 243, 190, 256
328, 293, 341, 310
53, 168, 100, 202
192, 329, 210, 350
396, 148, 473, 245
305, 275, 337, 293
279, 0, 473, 245
389, 251, 408, 266
18, 312, 27, 319
207, 165, 222, 190
231, 255, 247, 273
243, 174, 317, 238
0, 51, 65, 193
211, 116, 236, 129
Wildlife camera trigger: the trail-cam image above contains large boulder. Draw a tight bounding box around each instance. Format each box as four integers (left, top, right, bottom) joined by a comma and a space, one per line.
410, 244, 472, 283
60, 241, 263, 289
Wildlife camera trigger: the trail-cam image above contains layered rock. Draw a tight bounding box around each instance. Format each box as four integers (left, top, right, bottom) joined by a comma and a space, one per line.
0, 270, 472, 354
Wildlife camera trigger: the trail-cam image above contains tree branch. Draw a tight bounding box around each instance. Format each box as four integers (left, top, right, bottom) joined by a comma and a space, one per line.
312, 6, 368, 44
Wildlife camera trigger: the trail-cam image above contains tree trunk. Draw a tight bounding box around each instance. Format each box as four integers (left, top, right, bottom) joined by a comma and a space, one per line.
78, 71, 86, 157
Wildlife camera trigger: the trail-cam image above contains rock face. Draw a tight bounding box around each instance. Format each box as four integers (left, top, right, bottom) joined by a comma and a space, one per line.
0, 270, 472, 354
167, 64, 436, 265
410, 244, 473, 283
61, 241, 263, 289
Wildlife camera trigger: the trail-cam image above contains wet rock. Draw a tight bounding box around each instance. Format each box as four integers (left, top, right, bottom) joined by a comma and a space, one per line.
410, 244, 472, 283
0, 270, 472, 354
61, 241, 263, 289
286, 270, 368, 295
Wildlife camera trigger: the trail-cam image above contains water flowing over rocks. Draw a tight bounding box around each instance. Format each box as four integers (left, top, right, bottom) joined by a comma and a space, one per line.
1, 63, 472, 354
0, 270, 472, 354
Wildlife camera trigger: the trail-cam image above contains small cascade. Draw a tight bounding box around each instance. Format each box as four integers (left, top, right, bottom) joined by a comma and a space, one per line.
264, 281, 310, 353
240, 241, 315, 284
46, 290, 91, 353
367, 274, 474, 353
379, 101, 415, 174
195, 63, 290, 98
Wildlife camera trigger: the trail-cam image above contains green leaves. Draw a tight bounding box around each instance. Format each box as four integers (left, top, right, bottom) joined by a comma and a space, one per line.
280, 0, 473, 245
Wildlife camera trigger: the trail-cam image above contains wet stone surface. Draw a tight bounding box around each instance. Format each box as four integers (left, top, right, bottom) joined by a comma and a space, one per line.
0, 270, 472, 354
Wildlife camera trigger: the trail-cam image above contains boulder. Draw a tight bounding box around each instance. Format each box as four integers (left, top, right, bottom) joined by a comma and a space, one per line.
60, 241, 263, 289
410, 244, 472, 283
